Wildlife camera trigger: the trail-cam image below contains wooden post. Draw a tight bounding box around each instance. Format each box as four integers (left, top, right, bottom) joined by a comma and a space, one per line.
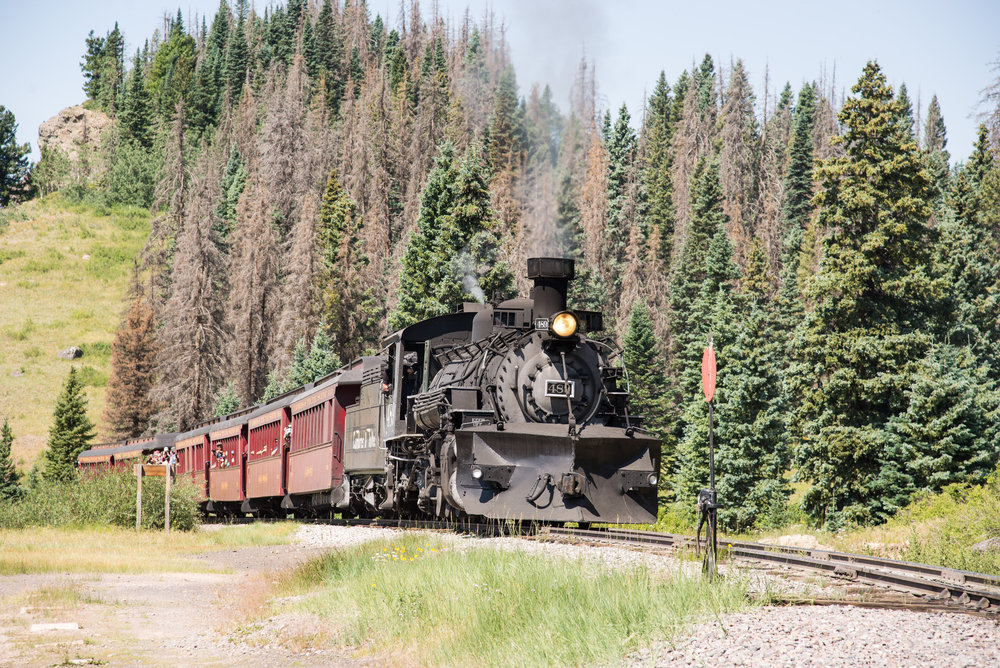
165, 465, 171, 534
135, 464, 143, 531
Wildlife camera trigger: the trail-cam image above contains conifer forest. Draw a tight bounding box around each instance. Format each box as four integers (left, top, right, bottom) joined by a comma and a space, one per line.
22, 0, 1000, 531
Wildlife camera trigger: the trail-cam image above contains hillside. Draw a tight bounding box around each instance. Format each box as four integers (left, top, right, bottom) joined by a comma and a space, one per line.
0, 195, 150, 471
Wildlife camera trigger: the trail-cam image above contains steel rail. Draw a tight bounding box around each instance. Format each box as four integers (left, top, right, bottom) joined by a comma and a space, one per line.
539, 526, 1000, 612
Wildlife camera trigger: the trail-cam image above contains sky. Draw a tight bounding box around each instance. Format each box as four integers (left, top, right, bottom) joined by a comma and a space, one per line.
1, 0, 998, 163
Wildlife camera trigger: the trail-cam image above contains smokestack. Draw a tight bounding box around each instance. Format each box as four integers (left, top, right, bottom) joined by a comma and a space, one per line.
527, 257, 575, 319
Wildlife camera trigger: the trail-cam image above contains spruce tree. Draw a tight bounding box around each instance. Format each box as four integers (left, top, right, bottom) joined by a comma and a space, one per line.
938, 127, 1000, 379
604, 103, 638, 295
262, 330, 343, 401
487, 68, 523, 172
214, 146, 247, 242
0, 418, 21, 500
103, 296, 158, 440
117, 51, 154, 149
795, 62, 939, 528
41, 368, 96, 483
623, 300, 669, 437
673, 221, 738, 501
434, 144, 514, 309
781, 82, 816, 238
922, 95, 950, 201
224, 0, 249, 101
623, 299, 671, 487
668, 156, 727, 408
715, 245, 789, 530
392, 143, 457, 330
148, 12, 197, 117
80, 30, 106, 102
317, 169, 371, 361
643, 71, 675, 267
0, 106, 31, 207
887, 344, 1000, 503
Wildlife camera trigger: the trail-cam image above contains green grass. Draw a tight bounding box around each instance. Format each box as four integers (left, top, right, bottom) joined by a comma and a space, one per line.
0, 194, 150, 470
0, 522, 300, 575
259, 534, 754, 666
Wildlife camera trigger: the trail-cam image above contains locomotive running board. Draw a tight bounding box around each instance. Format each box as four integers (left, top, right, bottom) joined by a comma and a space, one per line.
454, 423, 659, 524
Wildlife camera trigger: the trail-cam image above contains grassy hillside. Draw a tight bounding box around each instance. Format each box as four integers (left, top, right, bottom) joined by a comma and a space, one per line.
0, 194, 150, 473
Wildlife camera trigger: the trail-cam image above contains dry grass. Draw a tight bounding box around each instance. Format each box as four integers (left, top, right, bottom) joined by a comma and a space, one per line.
0, 523, 300, 575
0, 195, 150, 471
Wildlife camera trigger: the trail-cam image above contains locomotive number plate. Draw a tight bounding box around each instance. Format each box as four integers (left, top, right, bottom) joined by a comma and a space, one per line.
545, 380, 576, 399
534, 318, 550, 330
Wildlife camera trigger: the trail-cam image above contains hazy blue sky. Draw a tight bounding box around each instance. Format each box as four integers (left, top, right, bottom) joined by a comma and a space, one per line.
1, 0, 998, 163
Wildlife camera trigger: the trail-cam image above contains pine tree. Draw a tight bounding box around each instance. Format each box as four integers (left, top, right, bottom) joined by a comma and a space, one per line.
0, 106, 31, 207
214, 146, 247, 241
41, 368, 96, 483
435, 144, 514, 308
938, 127, 1000, 379
103, 295, 158, 440
0, 418, 21, 500
794, 62, 939, 528
80, 30, 106, 102
213, 382, 242, 417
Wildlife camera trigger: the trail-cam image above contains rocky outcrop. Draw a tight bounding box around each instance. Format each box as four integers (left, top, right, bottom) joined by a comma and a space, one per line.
37, 105, 111, 176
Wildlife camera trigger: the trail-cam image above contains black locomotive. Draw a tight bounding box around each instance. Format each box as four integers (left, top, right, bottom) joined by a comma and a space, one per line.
80, 257, 661, 525
347, 257, 661, 524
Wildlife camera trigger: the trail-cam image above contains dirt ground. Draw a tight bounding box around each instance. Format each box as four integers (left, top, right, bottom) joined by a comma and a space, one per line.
0, 542, 363, 667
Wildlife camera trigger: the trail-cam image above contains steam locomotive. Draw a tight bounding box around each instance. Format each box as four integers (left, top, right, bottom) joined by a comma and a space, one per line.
79, 258, 661, 525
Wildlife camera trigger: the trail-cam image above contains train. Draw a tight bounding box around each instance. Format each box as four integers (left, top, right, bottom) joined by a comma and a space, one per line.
78, 257, 661, 525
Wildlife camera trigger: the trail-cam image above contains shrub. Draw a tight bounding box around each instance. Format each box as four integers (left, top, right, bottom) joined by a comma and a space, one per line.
0, 468, 201, 531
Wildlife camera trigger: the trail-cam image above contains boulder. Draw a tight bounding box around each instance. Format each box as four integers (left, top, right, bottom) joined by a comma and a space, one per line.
57, 346, 83, 360
971, 537, 1000, 553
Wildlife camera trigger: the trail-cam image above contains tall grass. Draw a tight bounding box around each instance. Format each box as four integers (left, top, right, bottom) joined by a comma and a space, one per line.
0, 469, 200, 531
267, 534, 753, 666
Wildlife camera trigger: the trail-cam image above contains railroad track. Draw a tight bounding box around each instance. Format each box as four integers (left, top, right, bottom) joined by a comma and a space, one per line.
539, 526, 1000, 614
203, 516, 1000, 613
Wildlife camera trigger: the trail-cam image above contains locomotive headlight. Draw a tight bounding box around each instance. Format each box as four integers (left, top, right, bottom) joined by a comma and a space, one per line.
648, 474, 658, 486
550, 311, 578, 338
471, 466, 483, 480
